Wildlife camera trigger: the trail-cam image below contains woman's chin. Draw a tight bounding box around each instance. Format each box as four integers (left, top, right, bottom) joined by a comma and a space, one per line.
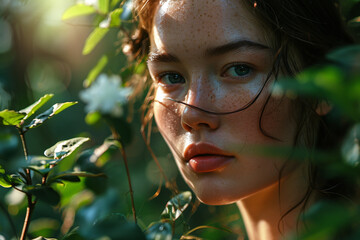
193, 189, 239, 206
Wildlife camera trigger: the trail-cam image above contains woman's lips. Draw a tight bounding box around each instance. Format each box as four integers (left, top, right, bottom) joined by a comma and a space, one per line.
184, 143, 234, 173
189, 155, 233, 173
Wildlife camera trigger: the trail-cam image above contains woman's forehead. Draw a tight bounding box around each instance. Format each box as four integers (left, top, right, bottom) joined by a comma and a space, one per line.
151, 0, 268, 55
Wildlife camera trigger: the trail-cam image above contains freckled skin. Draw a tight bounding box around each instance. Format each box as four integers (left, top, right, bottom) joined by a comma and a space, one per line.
148, 0, 304, 207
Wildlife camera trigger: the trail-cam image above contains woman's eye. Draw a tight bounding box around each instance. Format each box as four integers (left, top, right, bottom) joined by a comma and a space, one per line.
222, 64, 252, 79
158, 73, 185, 85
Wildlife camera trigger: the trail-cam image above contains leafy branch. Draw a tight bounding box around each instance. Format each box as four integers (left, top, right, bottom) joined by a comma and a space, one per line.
0, 94, 99, 240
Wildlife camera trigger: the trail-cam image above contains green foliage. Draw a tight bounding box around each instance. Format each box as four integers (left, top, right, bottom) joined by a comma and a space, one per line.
27, 186, 61, 206
107, 8, 123, 27
20, 94, 54, 121
0, 94, 99, 239
98, 0, 110, 14
0, 165, 12, 188
275, 45, 360, 121
26, 102, 78, 129
84, 55, 108, 87
62, 4, 96, 20
82, 27, 109, 55
62, 0, 124, 56
44, 137, 90, 160
0, 110, 25, 126
161, 191, 192, 221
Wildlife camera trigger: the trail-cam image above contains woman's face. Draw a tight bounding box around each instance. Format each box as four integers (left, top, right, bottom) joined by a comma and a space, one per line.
148, 0, 301, 205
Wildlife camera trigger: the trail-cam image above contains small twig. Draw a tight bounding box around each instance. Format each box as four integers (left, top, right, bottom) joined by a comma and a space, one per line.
110, 126, 137, 223
41, 165, 54, 185
0, 200, 18, 239
12, 185, 26, 194
17, 128, 28, 161
17, 127, 36, 240
17, 128, 32, 185
20, 194, 35, 240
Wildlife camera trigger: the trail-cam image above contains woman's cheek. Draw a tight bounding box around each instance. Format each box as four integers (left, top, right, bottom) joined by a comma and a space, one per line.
154, 94, 182, 139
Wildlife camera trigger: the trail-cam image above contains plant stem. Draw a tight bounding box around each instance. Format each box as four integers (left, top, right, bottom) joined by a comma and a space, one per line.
110, 127, 137, 224
17, 128, 31, 185
17, 127, 35, 240
17, 128, 28, 161
20, 195, 35, 240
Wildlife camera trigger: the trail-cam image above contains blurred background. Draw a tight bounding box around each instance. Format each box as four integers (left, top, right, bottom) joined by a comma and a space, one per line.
0, 0, 243, 239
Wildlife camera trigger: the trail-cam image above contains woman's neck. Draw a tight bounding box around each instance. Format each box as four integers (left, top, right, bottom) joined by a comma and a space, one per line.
236, 164, 312, 240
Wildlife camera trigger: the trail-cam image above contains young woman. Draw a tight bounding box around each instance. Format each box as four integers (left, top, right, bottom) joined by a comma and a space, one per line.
125, 0, 355, 239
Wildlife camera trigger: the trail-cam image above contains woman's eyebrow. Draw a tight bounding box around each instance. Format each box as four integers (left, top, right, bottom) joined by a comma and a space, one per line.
205, 40, 270, 57
148, 52, 180, 63
147, 40, 270, 64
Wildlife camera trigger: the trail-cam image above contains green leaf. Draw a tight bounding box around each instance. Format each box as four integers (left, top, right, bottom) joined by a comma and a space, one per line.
55, 175, 81, 183
98, 0, 109, 14
0, 110, 25, 126
146, 222, 172, 240
27, 156, 56, 175
48, 171, 105, 184
28, 167, 53, 176
108, 8, 123, 27
8, 174, 24, 186
110, 0, 121, 9
84, 55, 108, 87
61, 227, 84, 240
28, 186, 60, 206
0, 165, 11, 188
20, 94, 54, 121
82, 27, 109, 55
0, 166, 23, 187
26, 102, 77, 129
98, 8, 123, 28
62, 4, 96, 20
32, 237, 58, 240
0, 174, 12, 188
53, 102, 78, 115
86, 137, 121, 163
28, 155, 56, 166
44, 137, 90, 160
161, 191, 192, 221
85, 111, 102, 125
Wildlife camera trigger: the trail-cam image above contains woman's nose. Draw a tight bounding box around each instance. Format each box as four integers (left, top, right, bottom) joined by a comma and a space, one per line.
180, 86, 220, 132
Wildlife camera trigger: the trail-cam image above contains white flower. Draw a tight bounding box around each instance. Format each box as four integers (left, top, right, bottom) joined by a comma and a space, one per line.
79, 74, 132, 117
